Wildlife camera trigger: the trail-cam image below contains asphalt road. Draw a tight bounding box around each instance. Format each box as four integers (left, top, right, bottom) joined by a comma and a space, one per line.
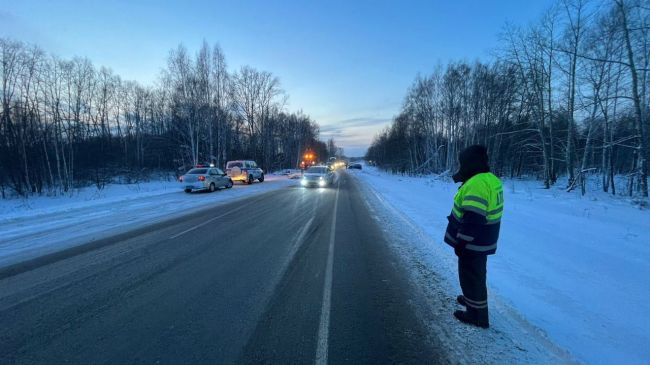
0, 171, 447, 364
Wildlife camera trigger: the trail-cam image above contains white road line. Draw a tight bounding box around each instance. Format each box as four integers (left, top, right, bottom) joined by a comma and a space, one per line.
315, 181, 340, 365
168, 201, 252, 240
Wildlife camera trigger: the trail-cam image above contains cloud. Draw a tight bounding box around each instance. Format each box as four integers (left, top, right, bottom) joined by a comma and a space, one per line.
319, 116, 392, 137
319, 117, 392, 132
318, 116, 393, 156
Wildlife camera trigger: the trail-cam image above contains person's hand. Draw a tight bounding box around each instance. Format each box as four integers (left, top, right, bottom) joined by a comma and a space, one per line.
454, 242, 467, 256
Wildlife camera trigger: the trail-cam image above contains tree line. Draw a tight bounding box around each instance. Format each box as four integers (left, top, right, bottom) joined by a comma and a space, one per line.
366, 0, 649, 198
0, 39, 327, 197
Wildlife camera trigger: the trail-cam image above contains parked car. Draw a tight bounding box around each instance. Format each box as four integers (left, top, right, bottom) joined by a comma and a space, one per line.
301, 165, 334, 187
225, 160, 264, 184
348, 163, 362, 170
180, 166, 233, 193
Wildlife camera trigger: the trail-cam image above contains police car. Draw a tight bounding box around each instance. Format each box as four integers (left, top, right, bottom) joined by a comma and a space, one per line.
225, 160, 264, 184
179, 165, 234, 193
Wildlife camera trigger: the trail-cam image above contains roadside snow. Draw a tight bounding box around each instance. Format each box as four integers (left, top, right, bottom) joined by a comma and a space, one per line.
0, 175, 297, 269
351, 166, 649, 365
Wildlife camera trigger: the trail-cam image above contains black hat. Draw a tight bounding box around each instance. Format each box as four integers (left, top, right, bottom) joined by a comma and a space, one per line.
452, 145, 489, 183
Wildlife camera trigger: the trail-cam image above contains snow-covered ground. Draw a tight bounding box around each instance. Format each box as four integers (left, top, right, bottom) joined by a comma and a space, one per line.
2, 165, 646, 363
0, 175, 297, 269
351, 166, 650, 365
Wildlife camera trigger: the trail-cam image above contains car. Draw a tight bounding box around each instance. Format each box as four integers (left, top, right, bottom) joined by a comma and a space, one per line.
225, 160, 264, 184
348, 163, 362, 170
180, 166, 233, 193
301, 165, 334, 187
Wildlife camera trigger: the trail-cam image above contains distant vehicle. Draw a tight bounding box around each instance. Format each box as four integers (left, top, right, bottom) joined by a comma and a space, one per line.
226, 160, 264, 184
348, 163, 362, 170
329, 160, 346, 170
180, 166, 233, 193
301, 165, 334, 187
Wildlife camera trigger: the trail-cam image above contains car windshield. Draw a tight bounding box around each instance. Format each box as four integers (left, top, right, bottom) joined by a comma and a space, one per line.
227, 162, 242, 168
187, 168, 208, 174
306, 167, 327, 174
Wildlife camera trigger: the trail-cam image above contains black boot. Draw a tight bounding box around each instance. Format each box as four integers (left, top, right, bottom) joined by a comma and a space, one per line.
457, 295, 467, 307
453, 310, 489, 329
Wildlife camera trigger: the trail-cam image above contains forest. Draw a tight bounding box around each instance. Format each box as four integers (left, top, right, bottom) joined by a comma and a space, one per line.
366, 0, 649, 197
0, 39, 329, 197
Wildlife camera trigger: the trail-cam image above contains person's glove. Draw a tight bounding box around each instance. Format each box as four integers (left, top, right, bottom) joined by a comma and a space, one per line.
454, 243, 467, 256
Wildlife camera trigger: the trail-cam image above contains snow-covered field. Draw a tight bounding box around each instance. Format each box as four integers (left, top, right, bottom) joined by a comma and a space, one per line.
351, 166, 650, 365
0, 175, 297, 269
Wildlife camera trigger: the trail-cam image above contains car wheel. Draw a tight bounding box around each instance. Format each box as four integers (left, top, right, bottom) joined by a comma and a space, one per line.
226, 179, 233, 188
209, 183, 216, 192
184, 189, 192, 193
258, 173, 264, 182
247, 175, 253, 184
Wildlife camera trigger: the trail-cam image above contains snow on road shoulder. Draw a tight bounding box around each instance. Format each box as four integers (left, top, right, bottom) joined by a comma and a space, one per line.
350, 167, 649, 365
0, 179, 181, 222
0, 175, 297, 269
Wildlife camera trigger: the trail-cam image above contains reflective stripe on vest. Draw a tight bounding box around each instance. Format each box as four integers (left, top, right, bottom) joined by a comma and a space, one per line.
453, 173, 504, 221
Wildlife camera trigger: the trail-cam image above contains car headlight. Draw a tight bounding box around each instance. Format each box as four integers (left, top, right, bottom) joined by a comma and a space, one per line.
319, 180, 326, 187
301, 178, 307, 186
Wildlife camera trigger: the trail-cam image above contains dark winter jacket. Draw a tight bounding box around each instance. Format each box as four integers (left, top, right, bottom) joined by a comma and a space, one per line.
445, 145, 503, 255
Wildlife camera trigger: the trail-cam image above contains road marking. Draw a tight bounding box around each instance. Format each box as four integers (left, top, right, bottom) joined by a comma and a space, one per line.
315, 180, 340, 365
169, 201, 252, 240
288, 216, 314, 264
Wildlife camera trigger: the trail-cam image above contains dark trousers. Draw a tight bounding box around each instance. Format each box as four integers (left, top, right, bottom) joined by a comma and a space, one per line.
458, 254, 489, 324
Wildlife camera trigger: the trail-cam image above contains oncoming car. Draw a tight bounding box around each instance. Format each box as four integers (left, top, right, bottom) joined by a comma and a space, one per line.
180, 166, 233, 193
301, 165, 334, 187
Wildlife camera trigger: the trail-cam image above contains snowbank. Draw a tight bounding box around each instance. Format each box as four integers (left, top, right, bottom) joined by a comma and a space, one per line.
0, 175, 297, 268
351, 166, 649, 365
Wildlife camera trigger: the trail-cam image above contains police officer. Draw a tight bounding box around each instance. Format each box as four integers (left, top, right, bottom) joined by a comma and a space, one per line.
444, 145, 503, 329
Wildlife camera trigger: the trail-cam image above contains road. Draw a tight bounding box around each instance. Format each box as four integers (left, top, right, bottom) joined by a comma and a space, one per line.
0, 171, 448, 364
0, 175, 294, 268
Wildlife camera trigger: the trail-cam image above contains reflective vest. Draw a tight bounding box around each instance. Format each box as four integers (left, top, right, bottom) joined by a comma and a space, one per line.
444, 172, 503, 255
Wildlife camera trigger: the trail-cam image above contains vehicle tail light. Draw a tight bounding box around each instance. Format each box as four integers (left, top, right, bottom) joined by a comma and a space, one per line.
198, 175, 206, 181
179, 176, 184, 182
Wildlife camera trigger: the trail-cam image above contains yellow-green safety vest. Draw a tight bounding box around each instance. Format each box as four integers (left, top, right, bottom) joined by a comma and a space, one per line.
444, 172, 503, 254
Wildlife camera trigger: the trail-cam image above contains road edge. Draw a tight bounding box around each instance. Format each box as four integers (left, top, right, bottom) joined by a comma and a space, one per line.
348, 171, 581, 365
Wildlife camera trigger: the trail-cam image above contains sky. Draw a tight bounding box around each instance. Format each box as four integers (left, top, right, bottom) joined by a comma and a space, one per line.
0, 0, 554, 156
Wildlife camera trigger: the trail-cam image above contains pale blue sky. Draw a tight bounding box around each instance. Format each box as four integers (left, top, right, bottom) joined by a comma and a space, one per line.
0, 0, 554, 156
